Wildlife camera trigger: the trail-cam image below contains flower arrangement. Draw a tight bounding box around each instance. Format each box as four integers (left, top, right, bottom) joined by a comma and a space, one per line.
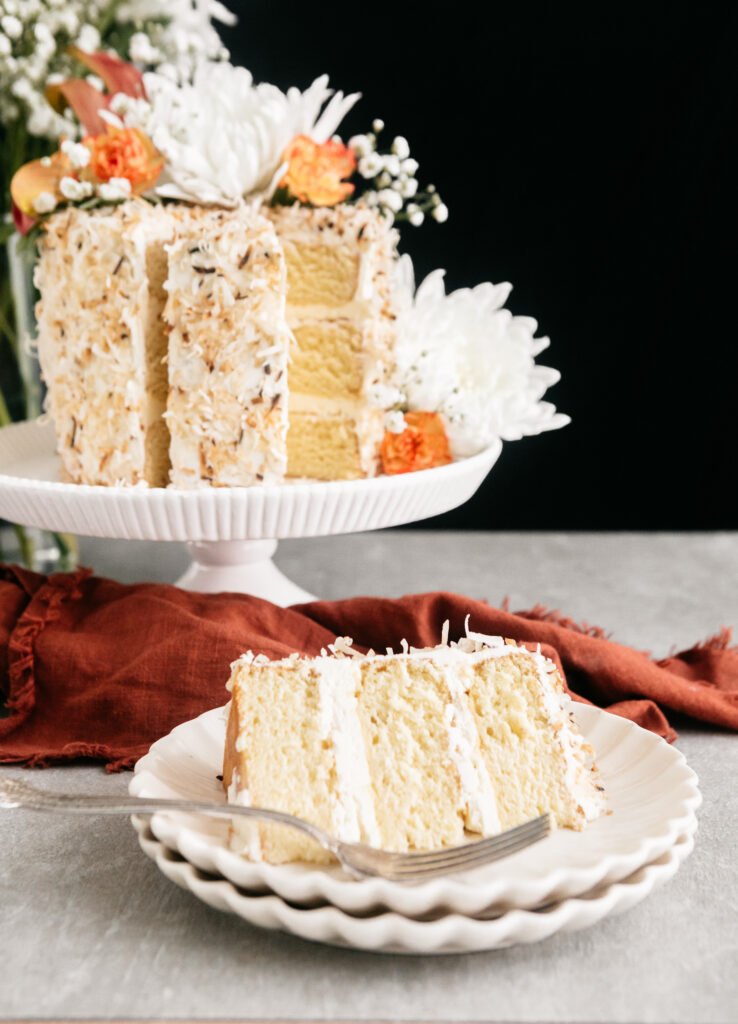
9, 49, 444, 231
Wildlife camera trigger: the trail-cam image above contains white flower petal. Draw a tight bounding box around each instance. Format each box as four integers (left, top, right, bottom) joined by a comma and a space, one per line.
391, 257, 569, 456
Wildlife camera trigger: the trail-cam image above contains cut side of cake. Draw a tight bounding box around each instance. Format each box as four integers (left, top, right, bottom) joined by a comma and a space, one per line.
164, 205, 290, 487
222, 628, 605, 865
267, 203, 398, 480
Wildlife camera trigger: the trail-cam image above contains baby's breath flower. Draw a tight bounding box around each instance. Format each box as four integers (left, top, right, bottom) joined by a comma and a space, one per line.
376, 187, 403, 213
76, 23, 100, 51
399, 176, 418, 198
432, 202, 449, 223
358, 152, 383, 178
381, 153, 400, 177
384, 410, 407, 434
0, 14, 23, 39
109, 92, 151, 129
60, 139, 90, 168
129, 31, 161, 66
348, 120, 445, 229
348, 133, 372, 157
34, 21, 53, 45
369, 382, 406, 409
97, 177, 131, 201
59, 175, 93, 200
32, 190, 57, 214
391, 135, 410, 160
372, 117, 384, 133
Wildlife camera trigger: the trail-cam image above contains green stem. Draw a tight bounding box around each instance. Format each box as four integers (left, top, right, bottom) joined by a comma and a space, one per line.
11, 523, 35, 568
0, 383, 12, 426
0, 297, 17, 352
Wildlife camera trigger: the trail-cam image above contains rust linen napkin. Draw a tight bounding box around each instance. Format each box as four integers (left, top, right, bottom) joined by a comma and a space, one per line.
2, 564, 737, 771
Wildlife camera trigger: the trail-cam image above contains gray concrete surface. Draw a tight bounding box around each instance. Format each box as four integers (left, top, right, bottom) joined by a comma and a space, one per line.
1, 531, 737, 1022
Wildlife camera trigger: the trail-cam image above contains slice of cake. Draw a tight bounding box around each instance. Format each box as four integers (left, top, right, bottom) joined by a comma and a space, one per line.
164, 205, 290, 487
34, 200, 176, 487
267, 203, 398, 480
223, 628, 605, 864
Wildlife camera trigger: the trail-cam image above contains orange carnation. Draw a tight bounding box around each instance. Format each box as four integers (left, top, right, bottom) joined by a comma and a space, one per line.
381, 412, 453, 475
82, 126, 163, 193
279, 134, 356, 207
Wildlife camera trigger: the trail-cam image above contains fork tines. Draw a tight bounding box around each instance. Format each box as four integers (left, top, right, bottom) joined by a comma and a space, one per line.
379, 814, 551, 879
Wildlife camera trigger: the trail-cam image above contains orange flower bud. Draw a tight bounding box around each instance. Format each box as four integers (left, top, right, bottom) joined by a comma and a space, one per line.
381, 412, 453, 475
82, 126, 163, 193
279, 134, 356, 207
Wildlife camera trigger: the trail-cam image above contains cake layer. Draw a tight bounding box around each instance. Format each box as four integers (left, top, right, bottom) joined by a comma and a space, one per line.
164, 206, 291, 487
286, 403, 384, 480
282, 238, 359, 308
223, 630, 605, 864
267, 203, 398, 317
290, 321, 364, 396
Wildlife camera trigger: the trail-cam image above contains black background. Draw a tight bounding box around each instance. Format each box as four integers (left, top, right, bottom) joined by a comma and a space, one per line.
221, 1, 735, 530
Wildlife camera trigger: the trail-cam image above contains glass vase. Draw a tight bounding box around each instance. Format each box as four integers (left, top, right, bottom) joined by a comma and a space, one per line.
0, 234, 78, 574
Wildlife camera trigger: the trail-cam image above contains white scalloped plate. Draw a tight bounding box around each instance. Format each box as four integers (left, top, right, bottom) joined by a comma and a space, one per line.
133, 822, 695, 954
0, 419, 501, 541
130, 703, 700, 918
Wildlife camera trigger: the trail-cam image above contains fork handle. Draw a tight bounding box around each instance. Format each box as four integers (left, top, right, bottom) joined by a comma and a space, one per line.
10, 792, 333, 849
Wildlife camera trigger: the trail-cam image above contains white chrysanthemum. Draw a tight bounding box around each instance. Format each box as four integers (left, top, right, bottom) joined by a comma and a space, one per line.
391, 255, 570, 458
137, 62, 359, 206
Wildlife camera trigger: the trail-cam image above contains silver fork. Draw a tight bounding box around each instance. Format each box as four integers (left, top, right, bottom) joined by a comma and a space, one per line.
0, 774, 550, 882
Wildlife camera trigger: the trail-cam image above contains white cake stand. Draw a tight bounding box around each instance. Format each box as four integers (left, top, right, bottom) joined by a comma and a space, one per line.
0, 420, 501, 605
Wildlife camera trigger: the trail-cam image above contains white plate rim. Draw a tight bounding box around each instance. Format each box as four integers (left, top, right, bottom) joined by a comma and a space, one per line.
130, 702, 701, 918
133, 822, 695, 954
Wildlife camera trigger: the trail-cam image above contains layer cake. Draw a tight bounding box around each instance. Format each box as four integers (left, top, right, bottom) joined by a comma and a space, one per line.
223, 629, 605, 864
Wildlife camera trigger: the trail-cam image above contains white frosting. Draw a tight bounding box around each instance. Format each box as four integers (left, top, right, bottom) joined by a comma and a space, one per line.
35, 200, 175, 486
531, 649, 605, 820
316, 658, 382, 847
226, 770, 263, 861
164, 204, 291, 487
441, 663, 501, 835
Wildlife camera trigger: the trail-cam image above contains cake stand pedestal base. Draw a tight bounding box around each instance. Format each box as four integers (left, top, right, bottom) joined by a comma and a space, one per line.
175, 539, 316, 605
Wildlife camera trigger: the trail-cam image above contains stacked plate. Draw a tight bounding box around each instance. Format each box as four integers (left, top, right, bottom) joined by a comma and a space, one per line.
130, 704, 700, 954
